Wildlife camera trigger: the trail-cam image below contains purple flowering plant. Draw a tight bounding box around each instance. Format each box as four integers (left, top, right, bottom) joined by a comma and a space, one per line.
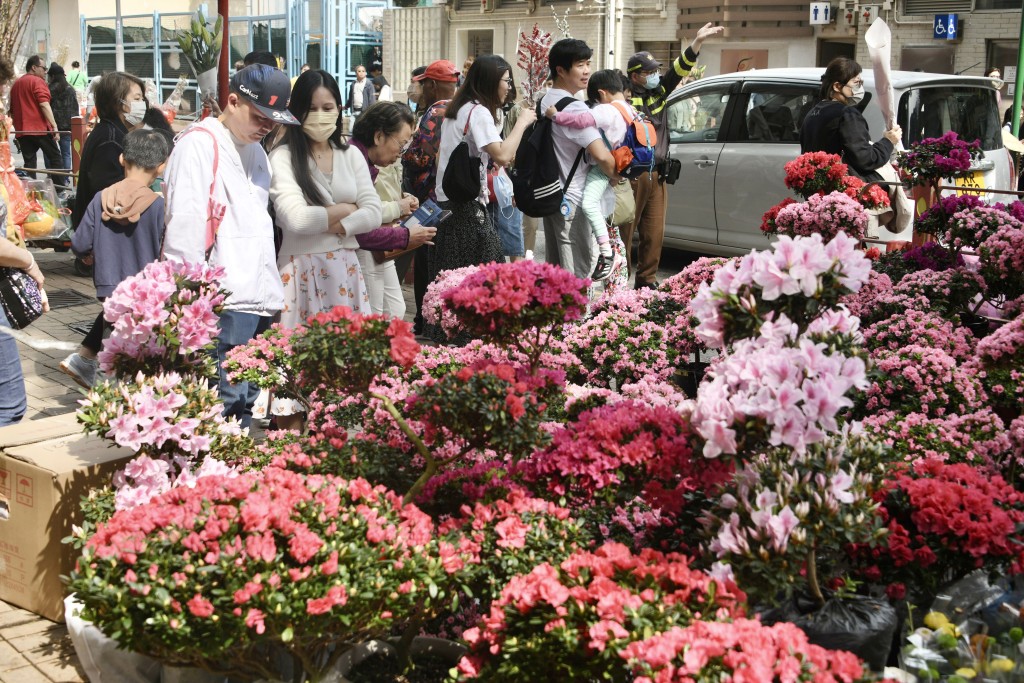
898, 131, 981, 184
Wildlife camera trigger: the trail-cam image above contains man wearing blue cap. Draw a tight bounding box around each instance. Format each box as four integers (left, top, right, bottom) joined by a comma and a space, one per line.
625, 22, 723, 289
162, 64, 300, 428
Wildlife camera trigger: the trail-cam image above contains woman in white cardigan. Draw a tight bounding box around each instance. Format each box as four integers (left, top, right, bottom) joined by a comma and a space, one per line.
270, 70, 384, 321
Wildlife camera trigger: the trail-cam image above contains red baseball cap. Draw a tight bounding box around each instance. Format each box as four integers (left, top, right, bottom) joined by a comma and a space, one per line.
413, 60, 459, 83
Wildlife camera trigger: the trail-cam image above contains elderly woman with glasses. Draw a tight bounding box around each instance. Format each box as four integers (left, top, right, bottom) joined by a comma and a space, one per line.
350, 100, 434, 320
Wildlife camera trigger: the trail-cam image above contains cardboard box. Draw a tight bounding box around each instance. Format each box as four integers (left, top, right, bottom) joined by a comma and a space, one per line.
0, 414, 132, 622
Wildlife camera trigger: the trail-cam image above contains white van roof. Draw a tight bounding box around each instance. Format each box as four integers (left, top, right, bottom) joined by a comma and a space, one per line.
691, 68, 999, 91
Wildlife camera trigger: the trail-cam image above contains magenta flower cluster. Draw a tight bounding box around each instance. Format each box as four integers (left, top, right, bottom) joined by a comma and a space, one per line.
899, 130, 981, 182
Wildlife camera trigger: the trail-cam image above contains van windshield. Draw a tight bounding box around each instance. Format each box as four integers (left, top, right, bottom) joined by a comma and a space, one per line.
900, 86, 1002, 151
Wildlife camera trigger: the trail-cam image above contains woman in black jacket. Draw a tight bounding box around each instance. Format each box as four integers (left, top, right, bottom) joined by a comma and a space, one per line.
799, 57, 902, 183
61, 71, 147, 390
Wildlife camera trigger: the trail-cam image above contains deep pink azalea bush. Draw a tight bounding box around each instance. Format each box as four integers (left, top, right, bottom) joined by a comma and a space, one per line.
862, 309, 975, 362
852, 458, 1024, 599
622, 618, 871, 683
979, 223, 1024, 302
456, 542, 747, 682
861, 408, 1010, 472
99, 260, 226, 378
525, 401, 733, 550
839, 270, 894, 319
700, 430, 887, 604
68, 466, 453, 681
441, 260, 589, 344
690, 232, 871, 347
858, 344, 985, 418
967, 313, 1024, 411
770, 191, 868, 241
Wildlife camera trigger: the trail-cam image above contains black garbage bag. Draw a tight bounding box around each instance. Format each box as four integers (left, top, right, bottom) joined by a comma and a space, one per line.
761, 593, 898, 671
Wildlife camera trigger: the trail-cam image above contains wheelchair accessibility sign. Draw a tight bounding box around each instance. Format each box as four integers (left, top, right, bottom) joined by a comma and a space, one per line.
934, 13, 959, 40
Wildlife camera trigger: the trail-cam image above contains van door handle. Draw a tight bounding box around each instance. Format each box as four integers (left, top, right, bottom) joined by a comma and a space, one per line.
693, 158, 716, 167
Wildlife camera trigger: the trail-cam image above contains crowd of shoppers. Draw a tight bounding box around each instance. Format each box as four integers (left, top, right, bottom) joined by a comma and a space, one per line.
3, 28, 768, 428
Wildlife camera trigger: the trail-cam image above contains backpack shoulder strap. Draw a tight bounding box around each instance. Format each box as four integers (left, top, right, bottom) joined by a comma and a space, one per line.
555, 96, 577, 112
611, 100, 634, 124
177, 126, 219, 196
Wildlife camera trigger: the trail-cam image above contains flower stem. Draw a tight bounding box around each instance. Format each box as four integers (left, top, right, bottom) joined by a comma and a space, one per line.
807, 547, 825, 607
369, 392, 434, 506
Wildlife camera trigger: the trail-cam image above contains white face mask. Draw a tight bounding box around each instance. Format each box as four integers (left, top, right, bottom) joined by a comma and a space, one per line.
302, 110, 338, 142
845, 83, 865, 106
644, 73, 661, 90
124, 99, 146, 126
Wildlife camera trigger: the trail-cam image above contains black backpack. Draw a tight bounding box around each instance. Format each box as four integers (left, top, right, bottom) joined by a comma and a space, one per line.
510, 97, 584, 218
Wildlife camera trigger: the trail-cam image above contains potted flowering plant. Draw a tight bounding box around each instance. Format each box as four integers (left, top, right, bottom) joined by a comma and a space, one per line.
767, 191, 868, 241
966, 313, 1024, 416
68, 465, 454, 682
854, 458, 1024, 602
98, 260, 226, 380
861, 408, 1010, 472
898, 131, 982, 186
456, 542, 748, 682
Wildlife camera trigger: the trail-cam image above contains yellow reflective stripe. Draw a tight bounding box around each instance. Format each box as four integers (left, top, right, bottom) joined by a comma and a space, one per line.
631, 95, 665, 115
673, 58, 687, 77
649, 101, 665, 115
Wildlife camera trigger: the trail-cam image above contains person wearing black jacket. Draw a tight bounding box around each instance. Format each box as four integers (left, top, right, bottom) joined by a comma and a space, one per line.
800, 57, 902, 183
625, 22, 723, 288
46, 63, 79, 184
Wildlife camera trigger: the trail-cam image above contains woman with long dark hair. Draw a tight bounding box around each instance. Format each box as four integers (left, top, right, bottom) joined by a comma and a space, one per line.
427, 54, 536, 341
60, 71, 147, 389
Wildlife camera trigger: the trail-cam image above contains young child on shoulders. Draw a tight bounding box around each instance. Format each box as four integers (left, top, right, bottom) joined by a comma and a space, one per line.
63, 128, 170, 385
545, 69, 637, 281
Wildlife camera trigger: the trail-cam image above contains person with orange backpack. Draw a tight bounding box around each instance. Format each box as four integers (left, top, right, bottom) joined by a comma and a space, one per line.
544, 69, 654, 281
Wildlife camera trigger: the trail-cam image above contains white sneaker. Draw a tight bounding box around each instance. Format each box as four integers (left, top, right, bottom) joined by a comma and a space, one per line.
59, 353, 98, 389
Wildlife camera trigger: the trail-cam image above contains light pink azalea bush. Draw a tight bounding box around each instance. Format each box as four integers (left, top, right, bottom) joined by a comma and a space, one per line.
967, 312, 1024, 411
858, 344, 986, 418
861, 408, 1011, 472
99, 260, 226, 378
772, 191, 868, 242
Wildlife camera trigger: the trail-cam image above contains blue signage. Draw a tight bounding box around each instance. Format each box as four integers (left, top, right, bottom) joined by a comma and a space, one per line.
933, 13, 958, 40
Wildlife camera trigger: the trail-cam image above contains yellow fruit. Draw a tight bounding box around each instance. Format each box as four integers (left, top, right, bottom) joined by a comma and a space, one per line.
988, 659, 1014, 673
955, 667, 976, 678
924, 611, 950, 629
937, 623, 961, 638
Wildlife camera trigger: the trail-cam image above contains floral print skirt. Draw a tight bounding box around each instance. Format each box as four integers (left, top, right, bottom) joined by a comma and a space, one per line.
270, 250, 369, 416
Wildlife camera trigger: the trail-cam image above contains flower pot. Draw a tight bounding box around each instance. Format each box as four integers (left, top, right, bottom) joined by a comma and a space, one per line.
959, 311, 992, 339
331, 637, 467, 682
911, 180, 941, 246
197, 68, 218, 102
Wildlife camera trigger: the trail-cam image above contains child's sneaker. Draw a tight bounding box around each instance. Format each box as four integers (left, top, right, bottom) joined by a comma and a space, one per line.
59, 353, 98, 389
592, 253, 613, 282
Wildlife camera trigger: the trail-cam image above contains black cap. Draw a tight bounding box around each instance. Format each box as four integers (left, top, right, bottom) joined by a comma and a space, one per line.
627, 52, 661, 73
229, 64, 300, 125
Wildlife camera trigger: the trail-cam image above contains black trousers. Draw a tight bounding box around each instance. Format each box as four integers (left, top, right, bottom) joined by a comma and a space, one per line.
18, 135, 65, 186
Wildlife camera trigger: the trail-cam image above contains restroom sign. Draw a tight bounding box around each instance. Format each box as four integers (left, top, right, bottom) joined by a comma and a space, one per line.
933, 14, 958, 40
809, 2, 831, 24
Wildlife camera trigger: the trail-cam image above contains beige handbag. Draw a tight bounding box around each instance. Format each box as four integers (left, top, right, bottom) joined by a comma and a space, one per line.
610, 179, 636, 227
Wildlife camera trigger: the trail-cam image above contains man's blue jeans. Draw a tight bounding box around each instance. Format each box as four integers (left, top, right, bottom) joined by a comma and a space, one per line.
215, 310, 271, 429
0, 308, 27, 427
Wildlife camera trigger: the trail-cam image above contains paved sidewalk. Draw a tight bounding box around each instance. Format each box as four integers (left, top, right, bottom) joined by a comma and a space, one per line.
1, 250, 96, 681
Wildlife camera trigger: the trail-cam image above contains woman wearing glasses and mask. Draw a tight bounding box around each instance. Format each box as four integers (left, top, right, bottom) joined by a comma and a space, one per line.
350, 101, 435, 320
800, 57, 902, 184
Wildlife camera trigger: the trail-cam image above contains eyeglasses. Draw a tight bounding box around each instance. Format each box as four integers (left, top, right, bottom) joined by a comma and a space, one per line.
501, 78, 513, 85
390, 135, 411, 153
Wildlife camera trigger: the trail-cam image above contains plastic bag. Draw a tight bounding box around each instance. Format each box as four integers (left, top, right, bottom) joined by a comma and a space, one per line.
20, 177, 62, 239
65, 594, 162, 683
762, 593, 899, 671
0, 141, 32, 227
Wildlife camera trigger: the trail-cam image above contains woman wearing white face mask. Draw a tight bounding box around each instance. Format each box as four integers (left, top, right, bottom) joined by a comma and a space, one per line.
800, 57, 902, 184
60, 71, 149, 390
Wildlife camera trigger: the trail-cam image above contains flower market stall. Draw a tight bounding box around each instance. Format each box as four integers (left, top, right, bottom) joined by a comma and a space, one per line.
53, 137, 1024, 683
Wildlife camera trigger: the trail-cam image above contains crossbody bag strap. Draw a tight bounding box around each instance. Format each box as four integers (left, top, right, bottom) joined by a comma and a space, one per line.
174, 126, 222, 260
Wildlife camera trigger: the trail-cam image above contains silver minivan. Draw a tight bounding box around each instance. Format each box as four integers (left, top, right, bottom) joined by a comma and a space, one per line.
663, 68, 1010, 256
